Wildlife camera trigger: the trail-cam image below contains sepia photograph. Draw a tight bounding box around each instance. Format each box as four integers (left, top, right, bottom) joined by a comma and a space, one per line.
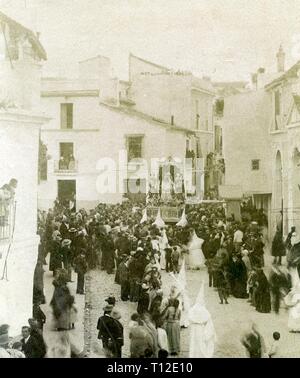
0, 0, 300, 361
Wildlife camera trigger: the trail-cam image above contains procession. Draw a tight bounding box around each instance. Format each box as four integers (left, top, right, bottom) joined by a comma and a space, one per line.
2, 192, 300, 358
1, 0, 300, 360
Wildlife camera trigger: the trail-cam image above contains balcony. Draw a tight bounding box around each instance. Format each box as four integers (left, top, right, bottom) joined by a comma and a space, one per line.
0, 198, 15, 242
54, 160, 78, 174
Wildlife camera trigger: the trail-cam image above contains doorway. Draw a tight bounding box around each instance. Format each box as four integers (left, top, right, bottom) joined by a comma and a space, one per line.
57, 180, 76, 209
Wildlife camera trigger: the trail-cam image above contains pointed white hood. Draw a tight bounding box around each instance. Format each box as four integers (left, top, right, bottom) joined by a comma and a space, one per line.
189, 282, 210, 324
140, 208, 147, 224
176, 208, 188, 227
152, 208, 165, 228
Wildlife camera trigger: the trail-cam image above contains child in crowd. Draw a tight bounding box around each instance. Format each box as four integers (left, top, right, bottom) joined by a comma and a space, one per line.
171, 247, 180, 274
157, 318, 169, 353
128, 313, 140, 331
268, 332, 281, 358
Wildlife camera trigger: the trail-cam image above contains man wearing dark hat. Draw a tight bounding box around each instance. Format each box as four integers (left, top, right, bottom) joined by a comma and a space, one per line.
118, 255, 130, 301
137, 283, 150, 315
0, 324, 11, 358
0, 324, 25, 358
101, 231, 115, 274
105, 296, 116, 306
61, 239, 72, 282
97, 304, 116, 357
21, 326, 45, 358
28, 319, 46, 358
73, 249, 88, 294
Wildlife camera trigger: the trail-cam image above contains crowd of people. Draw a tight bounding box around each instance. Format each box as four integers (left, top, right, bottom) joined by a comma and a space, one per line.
2, 196, 300, 358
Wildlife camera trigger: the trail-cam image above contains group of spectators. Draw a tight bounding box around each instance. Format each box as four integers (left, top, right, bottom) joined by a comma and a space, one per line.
3, 194, 298, 358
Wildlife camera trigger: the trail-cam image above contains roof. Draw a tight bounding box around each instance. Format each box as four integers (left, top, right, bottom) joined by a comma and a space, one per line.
0, 11, 47, 60
129, 53, 171, 72
265, 60, 300, 89
100, 101, 196, 135
130, 53, 215, 94
212, 81, 249, 88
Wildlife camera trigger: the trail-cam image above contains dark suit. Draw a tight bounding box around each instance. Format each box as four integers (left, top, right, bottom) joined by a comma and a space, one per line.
59, 222, 69, 240
137, 291, 150, 315
97, 315, 124, 357
21, 334, 46, 358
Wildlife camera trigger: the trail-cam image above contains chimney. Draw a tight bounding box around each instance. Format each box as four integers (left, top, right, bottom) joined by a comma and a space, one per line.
276, 45, 285, 73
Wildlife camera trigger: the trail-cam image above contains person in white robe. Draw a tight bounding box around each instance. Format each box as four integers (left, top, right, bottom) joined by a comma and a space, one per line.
140, 208, 147, 224
159, 229, 168, 270
176, 208, 188, 228
187, 229, 205, 270
152, 208, 165, 229
169, 260, 190, 328
189, 282, 217, 358
284, 267, 300, 332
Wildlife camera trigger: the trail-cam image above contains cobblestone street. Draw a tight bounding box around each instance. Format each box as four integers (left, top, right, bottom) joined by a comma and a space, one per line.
85, 261, 300, 358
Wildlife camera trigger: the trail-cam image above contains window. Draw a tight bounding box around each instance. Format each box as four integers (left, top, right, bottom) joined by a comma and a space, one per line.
251, 159, 260, 171
195, 100, 199, 129
274, 91, 281, 130
58, 143, 75, 170
214, 125, 222, 154
127, 136, 143, 160
215, 99, 224, 117
61, 103, 73, 129
38, 140, 48, 181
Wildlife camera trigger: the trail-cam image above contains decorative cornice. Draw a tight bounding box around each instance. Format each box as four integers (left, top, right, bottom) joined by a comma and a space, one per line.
41, 128, 100, 133
0, 110, 50, 125
41, 90, 99, 98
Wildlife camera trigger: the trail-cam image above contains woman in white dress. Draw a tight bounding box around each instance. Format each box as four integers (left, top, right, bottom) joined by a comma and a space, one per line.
187, 229, 205, 270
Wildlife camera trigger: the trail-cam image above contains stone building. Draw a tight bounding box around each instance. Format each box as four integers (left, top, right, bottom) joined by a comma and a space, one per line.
223, 46, 300, 239
38, 54, 215, 210
0, 11, 48, 335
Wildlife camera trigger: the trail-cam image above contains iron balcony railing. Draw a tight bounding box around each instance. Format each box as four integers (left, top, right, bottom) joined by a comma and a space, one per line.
147, 206, 181, 223
0, 198, 15, 242
54, 159, 78, 173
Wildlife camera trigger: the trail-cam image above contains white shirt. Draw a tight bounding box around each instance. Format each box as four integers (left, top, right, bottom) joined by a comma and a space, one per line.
233, 230, 243, 243
157, 327, 169, 352
24, 336, 30, 344
269, 340, 280, 358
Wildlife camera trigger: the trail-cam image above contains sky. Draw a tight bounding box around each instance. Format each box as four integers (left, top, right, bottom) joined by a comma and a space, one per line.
1, 0, 300, 81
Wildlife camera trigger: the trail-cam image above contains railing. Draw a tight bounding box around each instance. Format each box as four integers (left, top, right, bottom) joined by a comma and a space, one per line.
147, 206, 181, 222
0, 199, 15, 242
54, 160, 78, 173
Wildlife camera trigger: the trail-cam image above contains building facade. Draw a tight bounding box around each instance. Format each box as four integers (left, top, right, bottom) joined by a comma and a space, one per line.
266, 58, 300, 237
222, 47, 300, 239
0, 11, 48, 335
38, 54, 215, 210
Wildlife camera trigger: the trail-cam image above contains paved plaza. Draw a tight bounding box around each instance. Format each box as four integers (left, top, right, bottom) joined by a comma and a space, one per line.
84, 256, 300, 358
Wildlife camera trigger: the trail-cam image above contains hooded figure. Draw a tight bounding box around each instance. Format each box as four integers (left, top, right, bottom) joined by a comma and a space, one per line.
188, 282, 216, 358
169, 259, 191, 328
187, 229, 205, 270
152, 208, 165, 229
140, 208, 147, 224
159, 229, 168, 270
284, 267, 300, 332
176, 208, 188, 228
